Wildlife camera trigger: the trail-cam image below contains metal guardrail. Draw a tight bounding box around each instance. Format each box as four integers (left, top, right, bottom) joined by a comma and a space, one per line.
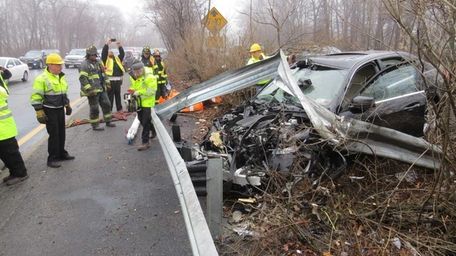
155, 53, 282, 119
151, 109, 219, 256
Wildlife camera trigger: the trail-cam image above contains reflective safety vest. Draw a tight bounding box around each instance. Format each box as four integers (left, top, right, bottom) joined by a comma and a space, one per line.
247, 53, 270, 85
0, 75, 18, 140
30, 69, 69, 110
129, 72, 158, 108
104, 56, 125, 76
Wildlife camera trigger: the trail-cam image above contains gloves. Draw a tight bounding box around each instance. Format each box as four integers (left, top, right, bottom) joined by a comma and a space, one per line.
127, 88, 135, 94
36, 109, 46, 124
65, 105, 72, 116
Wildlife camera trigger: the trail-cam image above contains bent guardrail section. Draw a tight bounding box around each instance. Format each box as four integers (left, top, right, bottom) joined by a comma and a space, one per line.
151, 109, 219, 256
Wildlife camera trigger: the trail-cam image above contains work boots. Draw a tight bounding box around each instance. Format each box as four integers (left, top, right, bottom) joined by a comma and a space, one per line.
137, 143, 150, 151
3, 175, 29, 186
106, 122, 116, 127
92, 124, 105, 131
47, 161, 61, 168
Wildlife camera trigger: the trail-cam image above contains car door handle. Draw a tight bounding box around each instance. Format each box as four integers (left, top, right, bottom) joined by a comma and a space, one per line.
403, 103, 421, 111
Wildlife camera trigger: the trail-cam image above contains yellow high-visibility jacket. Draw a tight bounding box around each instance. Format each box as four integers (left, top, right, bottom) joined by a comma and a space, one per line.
30, 68, 69, 110
0, 75, 18, 140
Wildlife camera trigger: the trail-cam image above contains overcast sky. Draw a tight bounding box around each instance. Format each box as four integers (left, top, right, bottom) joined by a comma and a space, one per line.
96, 0, 246, 24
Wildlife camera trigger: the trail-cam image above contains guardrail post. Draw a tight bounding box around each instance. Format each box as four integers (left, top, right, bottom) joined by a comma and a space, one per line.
206, 158, 223, 238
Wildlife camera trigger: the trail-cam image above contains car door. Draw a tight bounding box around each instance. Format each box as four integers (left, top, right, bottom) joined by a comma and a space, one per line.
14, 59, 24, 73
6, 59, 18, 81
358, 63, 426, 136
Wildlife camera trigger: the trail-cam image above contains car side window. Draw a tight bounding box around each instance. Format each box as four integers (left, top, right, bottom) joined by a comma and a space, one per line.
360, 64, 418, 101
14, 59, 21, 65
342, 63, 377, 107
6, 60, 15, 67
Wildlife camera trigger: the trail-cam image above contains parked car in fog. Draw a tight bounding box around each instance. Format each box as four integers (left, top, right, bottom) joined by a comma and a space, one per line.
64, 48, 86, 68
0, 57, 29, 82
20, 50, 45, 69
20, 49, 60, 69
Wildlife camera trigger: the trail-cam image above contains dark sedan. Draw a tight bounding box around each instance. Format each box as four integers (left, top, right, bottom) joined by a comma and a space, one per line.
258, 51, 439, 136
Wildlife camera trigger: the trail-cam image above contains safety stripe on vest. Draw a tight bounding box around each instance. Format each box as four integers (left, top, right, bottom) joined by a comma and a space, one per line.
0, 112, 12, 120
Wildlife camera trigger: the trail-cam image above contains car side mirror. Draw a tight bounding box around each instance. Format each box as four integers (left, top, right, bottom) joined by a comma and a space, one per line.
6, 64, 13, 68
349, 96, 375, 113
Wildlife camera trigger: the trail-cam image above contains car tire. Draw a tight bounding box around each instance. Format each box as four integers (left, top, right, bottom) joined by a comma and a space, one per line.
21, 71, 28, 82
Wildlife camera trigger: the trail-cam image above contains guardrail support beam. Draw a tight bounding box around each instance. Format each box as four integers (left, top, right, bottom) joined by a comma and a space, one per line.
207, 158, 223, 238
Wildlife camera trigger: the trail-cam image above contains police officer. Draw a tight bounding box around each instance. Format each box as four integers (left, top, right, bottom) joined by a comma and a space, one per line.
128, 61, 157, 151
79, 45, 116, 130
152, 48, 168, 104
31, 53, 75, 168
1, 66, 28, 185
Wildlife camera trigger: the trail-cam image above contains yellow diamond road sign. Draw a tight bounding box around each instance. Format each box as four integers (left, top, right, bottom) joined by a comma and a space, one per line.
203, 7, 227, 32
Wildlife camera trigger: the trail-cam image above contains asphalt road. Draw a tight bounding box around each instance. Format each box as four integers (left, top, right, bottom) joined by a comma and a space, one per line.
7, 67, 82, 140
1, 69, 193, 255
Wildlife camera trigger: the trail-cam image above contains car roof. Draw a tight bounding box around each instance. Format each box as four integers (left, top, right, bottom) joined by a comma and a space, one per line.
306, 51, 413, 69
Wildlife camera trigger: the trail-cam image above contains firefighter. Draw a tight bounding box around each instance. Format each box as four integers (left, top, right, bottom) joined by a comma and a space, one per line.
30, 53, 74, 168
102, 38, 125, 112
152, 48, 168, 104
1, 66, 28, 185
128, 61, 157, 151
140, 46, 155, 68
79, 45, 116, 130
247, 43, 270, 91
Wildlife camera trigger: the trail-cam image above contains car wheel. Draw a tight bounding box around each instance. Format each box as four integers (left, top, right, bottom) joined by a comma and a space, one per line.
21, 71, 28, 82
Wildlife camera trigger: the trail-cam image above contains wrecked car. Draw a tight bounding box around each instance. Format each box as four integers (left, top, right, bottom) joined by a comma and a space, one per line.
154, 51, 442, 189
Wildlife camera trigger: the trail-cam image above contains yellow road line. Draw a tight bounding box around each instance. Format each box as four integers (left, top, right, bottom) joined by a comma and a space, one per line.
18, 97, 85, 146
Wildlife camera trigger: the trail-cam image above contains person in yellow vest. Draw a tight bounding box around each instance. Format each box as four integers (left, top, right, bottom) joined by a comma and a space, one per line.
152, 48, 168, 104
31, 53, 75, 168
0, 66, 28, 185
246, 43, 271, 92
102, 38, 125, 112
128, 61, 158, 151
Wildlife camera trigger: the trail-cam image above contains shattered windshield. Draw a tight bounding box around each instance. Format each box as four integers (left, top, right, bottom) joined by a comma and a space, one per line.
258, 66, 349, 107
24, 51, 42, 58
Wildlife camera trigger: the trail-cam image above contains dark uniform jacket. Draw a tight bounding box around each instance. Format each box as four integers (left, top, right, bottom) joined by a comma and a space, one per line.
79, 59, 108, 96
